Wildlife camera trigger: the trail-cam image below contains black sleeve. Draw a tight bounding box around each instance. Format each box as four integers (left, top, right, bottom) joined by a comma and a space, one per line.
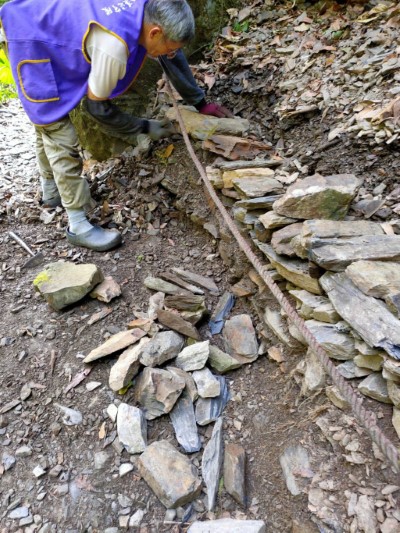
84, 98, 150, 136
158, 50, 206, 107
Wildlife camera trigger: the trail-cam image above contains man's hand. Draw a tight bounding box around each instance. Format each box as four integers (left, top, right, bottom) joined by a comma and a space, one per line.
147, 118, 176, 141
198, 102, 234, 118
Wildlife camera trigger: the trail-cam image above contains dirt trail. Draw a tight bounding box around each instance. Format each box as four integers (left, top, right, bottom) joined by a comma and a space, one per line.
2, 1, 400, 531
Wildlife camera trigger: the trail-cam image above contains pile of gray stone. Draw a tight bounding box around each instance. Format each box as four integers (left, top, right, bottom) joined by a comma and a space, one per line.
210, 166, 400, 440
83, 267, 265, 531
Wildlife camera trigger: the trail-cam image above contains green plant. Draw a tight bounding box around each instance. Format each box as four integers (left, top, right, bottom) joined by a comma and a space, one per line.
0, 49, 14, 84
0, 49, 17, 102
233, 20, 250, 33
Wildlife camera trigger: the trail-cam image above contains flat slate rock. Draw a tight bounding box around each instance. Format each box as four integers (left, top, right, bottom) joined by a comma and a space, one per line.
293, 219, 385, 259
208, 345, 243, 374
166, 106, 249, 141
202, 417, 224, 511
305, 320, 357, 360
289, 290, 330, 320
192, 368, 221, 398
109, 337, 150, 391
188, 519, 266, 533
170, 391, 201, 453
144, 276, 189, 296
84, 328, 146, 363
234, 207, 264, 225
256, 241, 322, 295
303, 348, 326, 393
259, 211, 298, 229
232, 176, 284, 198
209, 292, 235, 335
224, 443, 246, 506
157, 309, 201, 340
310, 235, 400, 271
171, 268, 219, 295
165, 294, 205, 313
167, 366, 198, 403
196, 376, 230, 426
222, 167, 275, 189
33, 261, 104, 311
354, 353, 384, 371
138, 440, 202, 508
271, 223, 303, 257
134, 368, 185, 420
358, 373, 392, 404
337, 361, 372, 380
264, 308, 293, 346
320, 272, 400, 360
346, 260, 400, 300
117, 403, 147, 454
159, 272, 205, 295
223, 314, 259, 360
235, 195, 282, 211
139, 331, 184, 367
174, 341, 209, 372
272, 173, 361, 220
383, 359, 400, 382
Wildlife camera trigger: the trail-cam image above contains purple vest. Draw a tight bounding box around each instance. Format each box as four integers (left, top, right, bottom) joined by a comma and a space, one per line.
0, 0, 148, 125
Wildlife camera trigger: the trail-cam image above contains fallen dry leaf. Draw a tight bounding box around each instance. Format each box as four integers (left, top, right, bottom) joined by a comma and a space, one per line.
64, 368, 92, 394
99, 421, 106, 440
204, 73, 216, 90
202, 135, 272, 160
163, 144, 174, 158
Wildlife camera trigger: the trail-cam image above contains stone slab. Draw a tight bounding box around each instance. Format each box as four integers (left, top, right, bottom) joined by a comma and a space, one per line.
310, 235, 400, 271
320, 272, 400, 360
232, 176, 283, 198
170, 391, 201, 453
188, 519, 266, 533
196, 376, 230, 426
117, 403, 147, 454
84, 328, 146, 363
33, 262, 104, 311
174, 341, 209, 371
138, 440, 202, 508
223, 314, 259, 360
134, 367, 185, 420
202, 417, 224, 511
109, 337, 150, 391
256, 242, 322, 295
222, 167, 275, 189
166, 106, 249, 141
224, 443, 246, 506
273, 173, 361, 220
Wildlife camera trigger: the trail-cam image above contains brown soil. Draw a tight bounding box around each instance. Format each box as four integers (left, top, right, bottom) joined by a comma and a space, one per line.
2, 0, 400, 527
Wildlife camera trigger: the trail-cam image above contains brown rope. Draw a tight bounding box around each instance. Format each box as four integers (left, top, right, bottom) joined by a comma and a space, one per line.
165, 80, 400, 473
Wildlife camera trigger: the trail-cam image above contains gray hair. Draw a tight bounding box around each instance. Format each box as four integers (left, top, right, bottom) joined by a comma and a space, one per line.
144, 0, 195, 43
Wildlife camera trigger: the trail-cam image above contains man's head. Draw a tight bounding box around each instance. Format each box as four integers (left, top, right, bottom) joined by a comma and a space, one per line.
140, 0, 195, 58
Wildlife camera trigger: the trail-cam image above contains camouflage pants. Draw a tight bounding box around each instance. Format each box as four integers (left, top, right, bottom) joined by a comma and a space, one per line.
35, 117, 91, 210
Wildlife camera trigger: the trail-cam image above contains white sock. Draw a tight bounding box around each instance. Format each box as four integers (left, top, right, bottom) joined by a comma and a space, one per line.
41, 177, 59, 200
66, 208, 93, 235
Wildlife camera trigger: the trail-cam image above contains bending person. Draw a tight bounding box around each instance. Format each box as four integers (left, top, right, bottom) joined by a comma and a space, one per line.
0, 0, 232, 251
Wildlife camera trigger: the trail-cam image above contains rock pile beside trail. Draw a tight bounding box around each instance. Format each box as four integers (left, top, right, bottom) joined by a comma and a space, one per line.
209, 164, 400, 440
82, 266, 263, 528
